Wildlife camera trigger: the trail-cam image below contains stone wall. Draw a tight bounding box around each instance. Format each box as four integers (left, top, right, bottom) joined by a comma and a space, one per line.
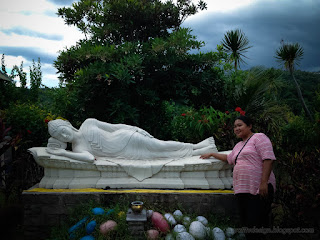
23, 188, 239, 240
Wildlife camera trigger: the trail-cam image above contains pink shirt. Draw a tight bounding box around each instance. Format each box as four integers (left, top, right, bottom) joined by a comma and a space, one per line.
227, 133, 276, 195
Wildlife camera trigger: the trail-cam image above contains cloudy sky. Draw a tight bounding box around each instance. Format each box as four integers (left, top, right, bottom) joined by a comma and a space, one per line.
0, 0, 319, 88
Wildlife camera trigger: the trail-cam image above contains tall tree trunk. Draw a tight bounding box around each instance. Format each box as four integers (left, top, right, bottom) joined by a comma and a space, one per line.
291, 71, 313, 121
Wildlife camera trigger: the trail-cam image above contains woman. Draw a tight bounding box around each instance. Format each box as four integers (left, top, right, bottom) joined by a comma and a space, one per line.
47, 118, 217, 162
200, 115, 276, 231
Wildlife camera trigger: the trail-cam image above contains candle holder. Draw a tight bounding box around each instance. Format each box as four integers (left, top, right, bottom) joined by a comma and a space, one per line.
131, 201, 144, 213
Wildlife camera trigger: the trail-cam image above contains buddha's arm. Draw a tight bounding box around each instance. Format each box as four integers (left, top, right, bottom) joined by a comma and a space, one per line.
46, 148, 95, 162
94, 119, 153, 137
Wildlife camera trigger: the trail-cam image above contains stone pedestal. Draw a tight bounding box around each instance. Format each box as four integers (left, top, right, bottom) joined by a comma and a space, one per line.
22, 186, 239, 240
126, 208, 147, 239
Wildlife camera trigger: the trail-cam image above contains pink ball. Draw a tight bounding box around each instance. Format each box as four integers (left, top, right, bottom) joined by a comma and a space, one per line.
99, 220, 117, 235
147, 229, 159, 239
151, 212, 170, 233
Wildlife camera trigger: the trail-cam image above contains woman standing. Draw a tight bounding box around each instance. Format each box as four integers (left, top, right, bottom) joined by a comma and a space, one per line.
200, 115, 276, 233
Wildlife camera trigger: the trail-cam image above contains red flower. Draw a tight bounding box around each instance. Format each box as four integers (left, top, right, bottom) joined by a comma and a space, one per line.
240, 110, 246, 116
44, 119, 49, 123
181, 113, 186, 116
235, 107, 242, 112
225, 111, 230, 115
27, 130, 32, 134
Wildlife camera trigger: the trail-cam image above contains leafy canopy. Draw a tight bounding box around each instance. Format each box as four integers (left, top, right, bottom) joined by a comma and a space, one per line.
58, 0, 207, 44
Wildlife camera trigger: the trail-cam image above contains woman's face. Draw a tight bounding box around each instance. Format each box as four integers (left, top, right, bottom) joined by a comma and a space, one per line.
52, 126, 74, 143
233, 119, 252, 139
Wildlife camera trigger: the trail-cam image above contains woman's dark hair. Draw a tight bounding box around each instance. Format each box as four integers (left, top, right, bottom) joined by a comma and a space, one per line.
236, 115, 253, 126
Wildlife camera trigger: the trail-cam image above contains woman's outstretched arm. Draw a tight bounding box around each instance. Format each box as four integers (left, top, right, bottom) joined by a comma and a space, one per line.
200, 152, 228, 162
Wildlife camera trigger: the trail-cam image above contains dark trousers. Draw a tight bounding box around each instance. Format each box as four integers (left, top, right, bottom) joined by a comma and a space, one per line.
236, 184, 274, 239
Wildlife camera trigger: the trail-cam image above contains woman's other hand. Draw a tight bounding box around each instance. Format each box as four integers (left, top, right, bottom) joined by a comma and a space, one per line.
259, 182, 269, 197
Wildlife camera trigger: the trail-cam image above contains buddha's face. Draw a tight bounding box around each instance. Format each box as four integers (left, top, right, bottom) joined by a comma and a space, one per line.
52, 126, 74, 143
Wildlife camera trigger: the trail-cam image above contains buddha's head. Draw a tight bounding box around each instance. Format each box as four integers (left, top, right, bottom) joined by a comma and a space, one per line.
48, 119, 78, 143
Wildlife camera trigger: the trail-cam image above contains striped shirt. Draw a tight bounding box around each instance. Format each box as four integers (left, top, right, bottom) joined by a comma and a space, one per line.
227, 133, 276, 195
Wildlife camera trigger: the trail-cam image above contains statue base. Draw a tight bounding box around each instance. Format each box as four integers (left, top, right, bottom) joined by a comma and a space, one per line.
29, 147, 233, 190
23, 186, 238, 240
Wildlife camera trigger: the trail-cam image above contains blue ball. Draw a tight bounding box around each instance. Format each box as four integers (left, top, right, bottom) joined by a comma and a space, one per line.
86, 220, 97, 234
80, 235, 95, 240
92, 207, 105, 215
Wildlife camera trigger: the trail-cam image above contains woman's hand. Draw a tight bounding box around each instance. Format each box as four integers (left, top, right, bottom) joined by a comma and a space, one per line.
259, 182, 269, 197
200, 153, 212, 159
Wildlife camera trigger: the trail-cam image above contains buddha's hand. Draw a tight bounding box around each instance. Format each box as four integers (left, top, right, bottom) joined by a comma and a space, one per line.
135, 128, 153, 138
46, 148, 67, 156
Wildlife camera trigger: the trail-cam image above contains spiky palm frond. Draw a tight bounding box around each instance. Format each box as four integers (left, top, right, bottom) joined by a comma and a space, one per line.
275, 43, 304, 73
221, 29, 252, 70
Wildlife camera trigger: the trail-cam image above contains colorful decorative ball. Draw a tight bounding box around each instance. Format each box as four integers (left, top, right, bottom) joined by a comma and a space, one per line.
99, 220, 117, 235
151, 212, 170, 233
147, 229, 159, 239
92, 207, 105, 215
86, 220, 97, 234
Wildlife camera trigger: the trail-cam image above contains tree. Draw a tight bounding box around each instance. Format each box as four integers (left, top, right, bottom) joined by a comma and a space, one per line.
221, 29, 252, 70
58, 0, 207, 45
54, 0, 229, 139
275, 42, 313, 121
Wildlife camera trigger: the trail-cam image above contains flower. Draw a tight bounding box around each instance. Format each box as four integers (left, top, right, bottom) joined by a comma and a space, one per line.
240, 110, 246, 116
181, 113, 186, 116
44, 119, 49, 123
235, 107, 242, 112
225, 111, 230, 115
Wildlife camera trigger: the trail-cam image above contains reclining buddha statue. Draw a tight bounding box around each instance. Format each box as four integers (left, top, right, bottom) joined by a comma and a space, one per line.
29, 118, 232, 189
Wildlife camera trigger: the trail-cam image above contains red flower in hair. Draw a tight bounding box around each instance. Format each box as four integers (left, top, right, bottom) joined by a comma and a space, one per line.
240, 110, 246, 116
235, 107, 242, 112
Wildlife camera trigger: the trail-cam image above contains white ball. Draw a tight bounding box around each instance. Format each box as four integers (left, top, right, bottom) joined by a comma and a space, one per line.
212, 227, 226, 240
173, 210, 183, 221
173, 224, 187, 233
189, 221, 207, 240
164, 213, 177, 226
176, 232, 196, 240
225, 227, 235, 237
196, 216, 208, 226
182, 216, 191, 226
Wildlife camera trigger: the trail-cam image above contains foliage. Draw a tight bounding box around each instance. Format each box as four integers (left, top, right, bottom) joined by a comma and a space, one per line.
275, 42, 313, 121
58, 0, 207, 44
273, 115, 320, 228
54, 0, 227, 133
221, 29, 252, 70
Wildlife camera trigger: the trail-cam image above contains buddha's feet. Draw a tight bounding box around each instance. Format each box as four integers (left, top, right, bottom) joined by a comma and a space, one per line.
193, 137, 215, 150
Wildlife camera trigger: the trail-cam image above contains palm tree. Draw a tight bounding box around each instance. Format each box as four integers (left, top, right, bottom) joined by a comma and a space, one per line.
221, 29, 252, 70
275, 42, 313, 121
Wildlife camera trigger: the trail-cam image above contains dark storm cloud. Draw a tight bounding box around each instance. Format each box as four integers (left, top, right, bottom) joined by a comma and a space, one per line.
0, 46, 57, 64
2, 26, 63, 41
184, 0, 320, 71
47, 0, 75, 5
